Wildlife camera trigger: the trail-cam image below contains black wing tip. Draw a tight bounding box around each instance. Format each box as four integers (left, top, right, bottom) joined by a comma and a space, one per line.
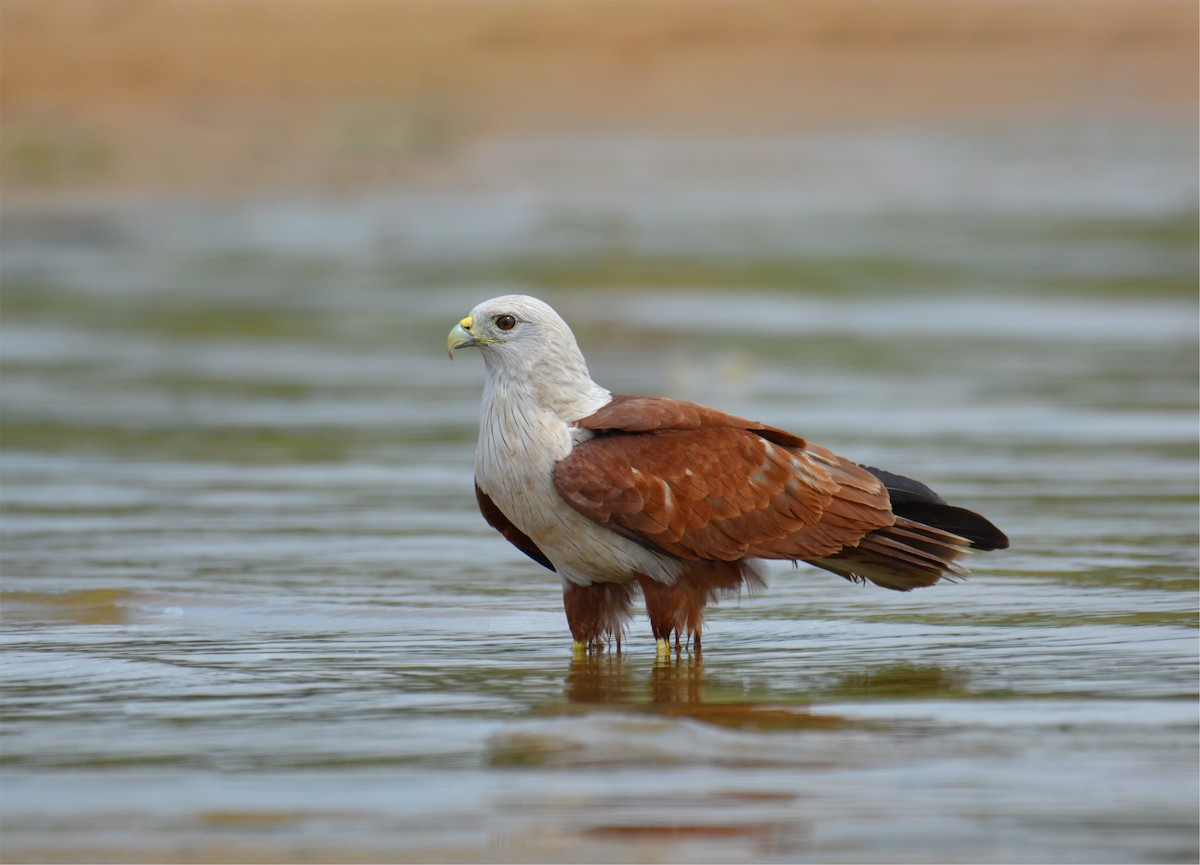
894, 500, 1009, 551
974, 525, 1010, 552
859, 465, 1008, 551
859, 464, 948, 505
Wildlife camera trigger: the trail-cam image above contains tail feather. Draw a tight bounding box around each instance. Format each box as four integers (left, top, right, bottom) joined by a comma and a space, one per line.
860, 464, 1010, 551
809, 516, 972, 591
888, 501, 1009, 551
809, 465, 1007, 591
859, 525, 970, 576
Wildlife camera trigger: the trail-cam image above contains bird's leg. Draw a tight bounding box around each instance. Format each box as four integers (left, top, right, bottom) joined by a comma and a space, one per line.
562, 581, 635, 653
638, 575, 687, 649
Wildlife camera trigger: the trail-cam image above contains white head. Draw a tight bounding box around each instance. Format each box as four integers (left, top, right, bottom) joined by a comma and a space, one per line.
447, 295, 609, 418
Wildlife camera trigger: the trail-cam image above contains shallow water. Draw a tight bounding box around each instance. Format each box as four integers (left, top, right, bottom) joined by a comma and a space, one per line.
1, 126, 1197, 863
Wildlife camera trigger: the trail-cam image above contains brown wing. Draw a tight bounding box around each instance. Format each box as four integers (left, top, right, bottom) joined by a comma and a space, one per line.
553, 395, 894, 563
475, 482, 556, 572
575, 394, 808, 448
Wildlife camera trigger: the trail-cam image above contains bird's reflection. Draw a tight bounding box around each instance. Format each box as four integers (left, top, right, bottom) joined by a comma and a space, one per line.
563, 650, 705, 705
561, 650, 968, 730
648, 652, 706, 705
562, 651, 635, 705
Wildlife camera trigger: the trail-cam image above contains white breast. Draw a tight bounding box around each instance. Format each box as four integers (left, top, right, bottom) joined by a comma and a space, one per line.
474, 377, 683, 587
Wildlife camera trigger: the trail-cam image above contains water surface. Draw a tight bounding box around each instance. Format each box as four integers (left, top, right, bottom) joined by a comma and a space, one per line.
2, 126, 1197, 863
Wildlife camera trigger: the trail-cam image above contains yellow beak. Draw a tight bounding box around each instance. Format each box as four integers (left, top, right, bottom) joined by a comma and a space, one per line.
446, 316, 476, 359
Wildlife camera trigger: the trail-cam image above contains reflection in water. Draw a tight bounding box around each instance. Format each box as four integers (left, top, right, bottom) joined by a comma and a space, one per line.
561, 653, 967, 731
562, 652, 707, 707
648, 654, 706, 707
562, 651, 637, 705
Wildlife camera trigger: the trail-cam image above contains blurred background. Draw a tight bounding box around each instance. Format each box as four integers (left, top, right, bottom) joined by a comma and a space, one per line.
2, 0, 1195, 455
2, 2, 1197, 863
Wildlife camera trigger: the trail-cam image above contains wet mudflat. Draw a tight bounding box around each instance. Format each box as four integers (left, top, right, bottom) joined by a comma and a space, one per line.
1, 126, 1197, 863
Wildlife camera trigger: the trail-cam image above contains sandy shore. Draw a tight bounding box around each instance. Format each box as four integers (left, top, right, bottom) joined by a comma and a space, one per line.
1, 0, 1196, 195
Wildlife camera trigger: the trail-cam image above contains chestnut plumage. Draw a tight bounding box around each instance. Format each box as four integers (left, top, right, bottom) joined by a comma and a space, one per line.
450, 295, 1008, 651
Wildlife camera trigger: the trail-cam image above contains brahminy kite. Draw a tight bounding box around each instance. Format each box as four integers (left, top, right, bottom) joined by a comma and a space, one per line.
448, 295, 1007, 652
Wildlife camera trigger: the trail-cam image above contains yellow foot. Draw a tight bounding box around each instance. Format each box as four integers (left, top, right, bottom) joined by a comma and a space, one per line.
655, 638, 672, 657
572, 641, 589, 658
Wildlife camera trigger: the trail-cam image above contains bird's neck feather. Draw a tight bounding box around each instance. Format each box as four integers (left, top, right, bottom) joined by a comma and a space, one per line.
480, 344, 610, 425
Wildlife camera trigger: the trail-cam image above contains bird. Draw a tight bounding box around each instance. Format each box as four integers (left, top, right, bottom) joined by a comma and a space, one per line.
447, 295, 1008, 653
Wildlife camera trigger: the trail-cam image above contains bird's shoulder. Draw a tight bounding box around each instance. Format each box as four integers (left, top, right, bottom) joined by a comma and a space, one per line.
571, 393, 806, 448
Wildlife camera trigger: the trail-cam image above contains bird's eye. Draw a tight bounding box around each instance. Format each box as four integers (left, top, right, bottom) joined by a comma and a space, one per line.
495, 314, 517, 331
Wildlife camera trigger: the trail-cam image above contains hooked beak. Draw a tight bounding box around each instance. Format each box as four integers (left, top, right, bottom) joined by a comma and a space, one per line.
446, 316, 477, 359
